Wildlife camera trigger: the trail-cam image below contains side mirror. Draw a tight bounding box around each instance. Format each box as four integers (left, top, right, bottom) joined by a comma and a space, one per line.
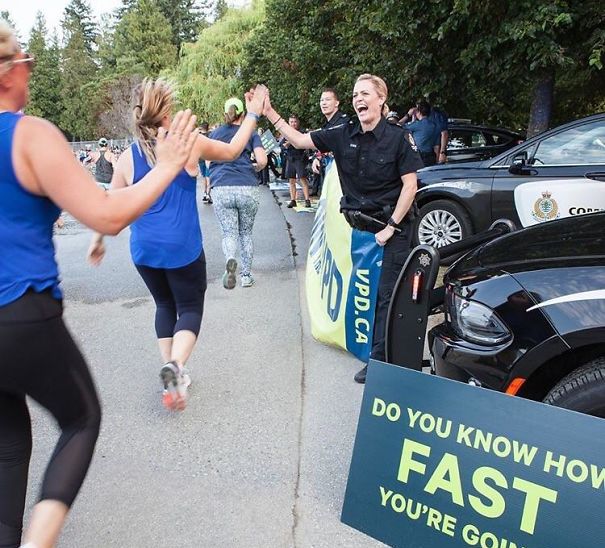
508, 152, 528, 175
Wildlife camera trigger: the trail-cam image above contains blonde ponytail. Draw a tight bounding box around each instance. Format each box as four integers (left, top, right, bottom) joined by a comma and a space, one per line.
131, 78, 175, 166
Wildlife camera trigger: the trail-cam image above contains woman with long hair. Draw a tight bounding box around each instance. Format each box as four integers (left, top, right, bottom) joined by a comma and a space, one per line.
0, 22, 199, 548
88, 80, 267, 409
262, 74, 423, 383
209, 97, 267, 289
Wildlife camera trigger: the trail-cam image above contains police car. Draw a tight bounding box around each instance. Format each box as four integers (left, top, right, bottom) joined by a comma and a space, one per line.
428, 212, 605, 418
414, 113, 605, 249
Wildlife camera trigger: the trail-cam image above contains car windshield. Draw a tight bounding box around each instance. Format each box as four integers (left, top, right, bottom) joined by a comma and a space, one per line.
532, 120, 605, 165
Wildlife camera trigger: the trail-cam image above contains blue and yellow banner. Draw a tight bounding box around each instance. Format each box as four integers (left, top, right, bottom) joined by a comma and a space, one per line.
305, 164, 383, 362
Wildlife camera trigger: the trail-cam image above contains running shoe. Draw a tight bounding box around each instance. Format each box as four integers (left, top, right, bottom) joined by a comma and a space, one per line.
160, 361, 188, 411
287, 200, 297, 208
241, 274, 255, 288
207, 195, 213, 205
305, 199, 312, 208
202, 193, 209, 202
222, 258, 237, 289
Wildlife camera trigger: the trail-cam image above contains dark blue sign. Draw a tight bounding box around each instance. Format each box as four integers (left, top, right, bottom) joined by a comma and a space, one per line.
342, 360, 605, 547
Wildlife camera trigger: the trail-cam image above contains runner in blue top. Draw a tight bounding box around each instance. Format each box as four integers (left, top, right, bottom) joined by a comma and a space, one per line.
0, 21, 198, 548
88, 79, 267, 411
209, 97, 267, 289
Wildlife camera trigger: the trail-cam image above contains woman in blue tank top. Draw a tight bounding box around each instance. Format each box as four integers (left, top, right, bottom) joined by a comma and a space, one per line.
88, 79, 266, 413
0, 22, 202, 548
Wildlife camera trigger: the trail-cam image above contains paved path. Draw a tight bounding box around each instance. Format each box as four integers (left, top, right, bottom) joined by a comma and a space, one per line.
25, 184, 385, 547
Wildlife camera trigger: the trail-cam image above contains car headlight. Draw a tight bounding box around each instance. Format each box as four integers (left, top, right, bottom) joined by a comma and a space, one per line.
447, 290, 511, 345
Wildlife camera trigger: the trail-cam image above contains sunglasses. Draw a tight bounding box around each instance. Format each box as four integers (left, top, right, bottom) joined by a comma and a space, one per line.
7, 52, 35, 71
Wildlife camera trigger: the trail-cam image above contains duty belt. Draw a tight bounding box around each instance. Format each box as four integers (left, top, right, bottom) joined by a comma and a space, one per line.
341, 209, 402, 234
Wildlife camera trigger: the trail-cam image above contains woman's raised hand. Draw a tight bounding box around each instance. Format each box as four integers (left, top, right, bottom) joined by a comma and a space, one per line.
155, 109, 198, 171
245, 84, 268, 116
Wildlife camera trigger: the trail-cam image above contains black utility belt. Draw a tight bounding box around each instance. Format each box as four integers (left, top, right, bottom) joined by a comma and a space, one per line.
341, 208, 404, 234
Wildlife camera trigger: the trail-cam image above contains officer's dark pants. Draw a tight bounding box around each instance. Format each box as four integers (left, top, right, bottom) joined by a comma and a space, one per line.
420, 152, 437, 167
370, 222, 413, 362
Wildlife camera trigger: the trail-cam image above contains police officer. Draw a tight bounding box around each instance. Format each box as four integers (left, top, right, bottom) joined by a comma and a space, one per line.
264, 73, 423, 383
311, 88, 349, 194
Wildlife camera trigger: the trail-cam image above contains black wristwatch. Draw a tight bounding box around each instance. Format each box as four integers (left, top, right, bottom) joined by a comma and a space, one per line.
387, 217, 399, 228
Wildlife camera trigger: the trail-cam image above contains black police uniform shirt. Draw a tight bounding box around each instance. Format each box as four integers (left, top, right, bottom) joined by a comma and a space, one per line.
310, 116, 423, 212
322, 110, 348, 130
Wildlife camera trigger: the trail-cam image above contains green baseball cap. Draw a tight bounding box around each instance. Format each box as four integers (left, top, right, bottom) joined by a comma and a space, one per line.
224, 97, 244, 115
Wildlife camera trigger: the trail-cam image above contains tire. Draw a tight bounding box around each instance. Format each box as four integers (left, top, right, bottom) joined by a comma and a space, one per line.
414, 200, 473, 248
543, 357, 605, 418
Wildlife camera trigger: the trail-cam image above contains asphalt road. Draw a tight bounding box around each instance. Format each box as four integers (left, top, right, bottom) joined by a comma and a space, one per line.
24, 183, 387, 548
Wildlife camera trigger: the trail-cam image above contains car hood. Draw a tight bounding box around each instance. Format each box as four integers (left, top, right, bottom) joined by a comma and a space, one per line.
448, 212, 605, 277
417, 160, 490, 187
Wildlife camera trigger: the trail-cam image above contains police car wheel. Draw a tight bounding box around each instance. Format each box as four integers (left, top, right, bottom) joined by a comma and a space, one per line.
543, 357, 605, 418
415, 200, 472, 248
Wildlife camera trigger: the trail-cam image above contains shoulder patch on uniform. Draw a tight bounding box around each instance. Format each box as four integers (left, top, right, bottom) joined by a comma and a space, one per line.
407, 133, 418, 152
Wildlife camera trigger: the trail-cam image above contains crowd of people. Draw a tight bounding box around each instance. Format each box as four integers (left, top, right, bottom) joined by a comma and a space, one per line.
0, 12, 433, 546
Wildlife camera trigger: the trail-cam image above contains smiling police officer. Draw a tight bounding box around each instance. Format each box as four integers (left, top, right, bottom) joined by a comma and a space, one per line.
264, 74, 423, 383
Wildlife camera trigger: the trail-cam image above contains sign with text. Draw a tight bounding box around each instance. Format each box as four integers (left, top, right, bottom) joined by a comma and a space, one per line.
342, 360, 605, 547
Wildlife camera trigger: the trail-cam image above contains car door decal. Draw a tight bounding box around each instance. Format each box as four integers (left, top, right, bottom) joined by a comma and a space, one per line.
527, 289, 605, 311
514, 179, 605, 227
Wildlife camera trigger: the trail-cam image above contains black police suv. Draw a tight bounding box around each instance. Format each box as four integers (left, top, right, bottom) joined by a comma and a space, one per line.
446, 122, 524, 163
414, 113, 605, 249
428, 212, 605, 418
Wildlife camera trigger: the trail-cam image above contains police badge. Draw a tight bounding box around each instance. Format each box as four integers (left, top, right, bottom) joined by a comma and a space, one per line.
532, 190, 560, 222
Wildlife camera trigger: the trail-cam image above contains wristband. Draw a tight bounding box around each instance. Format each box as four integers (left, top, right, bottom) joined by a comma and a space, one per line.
246, 112, 260, 121
272, 116, 283, 126
387, 217, 399, 228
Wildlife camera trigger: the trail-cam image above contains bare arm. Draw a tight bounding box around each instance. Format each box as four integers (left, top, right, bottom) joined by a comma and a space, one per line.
375, 172, 418, 246
263, 96, 316, 150
14, 111, 197, 236
192, 84, 268, 163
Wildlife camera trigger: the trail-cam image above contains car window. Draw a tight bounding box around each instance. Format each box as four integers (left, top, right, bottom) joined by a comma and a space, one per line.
532, 120, 605, 165
448, 129, 487, 149
490, 133, 512, 145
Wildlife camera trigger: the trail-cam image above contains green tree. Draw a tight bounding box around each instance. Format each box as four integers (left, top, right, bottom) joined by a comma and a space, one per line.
63, 0, 97, 54
25, 13, 62, 126
61, 0, 99, 139
170, 0, 264, 122
242, 0, 605, 134
118, 0, 209, 51
113, 0, 177, 76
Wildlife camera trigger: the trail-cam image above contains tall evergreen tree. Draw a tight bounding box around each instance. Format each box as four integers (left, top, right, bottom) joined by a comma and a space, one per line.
63, 0, 97, 54
61, 0, 99, 140
25, 13, 62, 126
118, 0, 209, 52
114, 0, 177, 76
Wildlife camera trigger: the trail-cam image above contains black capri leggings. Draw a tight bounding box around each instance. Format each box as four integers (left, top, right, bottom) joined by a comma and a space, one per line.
0, 291, 101, 548
135, 251, 207, 339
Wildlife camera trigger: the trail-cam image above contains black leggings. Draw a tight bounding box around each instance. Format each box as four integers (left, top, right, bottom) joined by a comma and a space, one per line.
135, 252, 207, 339
0, 291, 101, 548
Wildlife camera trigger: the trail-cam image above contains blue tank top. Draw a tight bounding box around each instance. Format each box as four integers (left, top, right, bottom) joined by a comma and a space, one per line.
0, 112, 62, 306
129, 143, 203, 268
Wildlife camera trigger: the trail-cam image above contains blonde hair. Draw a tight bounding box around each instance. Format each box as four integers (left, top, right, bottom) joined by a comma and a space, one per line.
132, 78, 175, 165
356, 74, 390, 117
0, 20, 20, 77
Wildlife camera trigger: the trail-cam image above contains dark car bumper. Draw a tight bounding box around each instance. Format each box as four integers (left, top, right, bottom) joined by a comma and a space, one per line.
429, 322, 512, 390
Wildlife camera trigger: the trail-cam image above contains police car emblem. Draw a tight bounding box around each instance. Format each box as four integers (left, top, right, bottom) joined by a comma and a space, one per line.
532, 191, 560, 222
407, 133, 418, 152
419, 253, 431, 267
